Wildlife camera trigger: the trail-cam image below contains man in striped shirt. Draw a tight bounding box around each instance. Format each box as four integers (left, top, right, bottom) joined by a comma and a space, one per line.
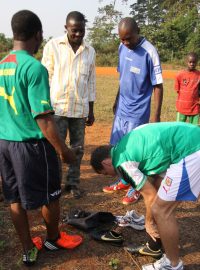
42, 11, 96, 198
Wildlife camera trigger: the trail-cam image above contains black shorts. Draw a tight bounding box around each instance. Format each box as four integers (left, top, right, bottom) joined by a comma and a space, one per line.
0, 139, 61, 210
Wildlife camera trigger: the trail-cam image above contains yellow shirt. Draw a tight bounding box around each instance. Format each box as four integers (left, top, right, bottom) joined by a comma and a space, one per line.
42, 35, 96, 118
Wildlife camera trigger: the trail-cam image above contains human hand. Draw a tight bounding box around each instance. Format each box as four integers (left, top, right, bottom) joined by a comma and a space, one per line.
85, 113, 95, 126
113, 102, 117, 115
60, 147, 76, 164
151, 115, 161, 123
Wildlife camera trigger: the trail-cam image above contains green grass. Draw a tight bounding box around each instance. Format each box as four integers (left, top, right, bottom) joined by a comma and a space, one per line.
95, 75, 176, 123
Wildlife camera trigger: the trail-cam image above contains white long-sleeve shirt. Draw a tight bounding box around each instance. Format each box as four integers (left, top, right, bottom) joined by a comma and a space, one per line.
42, 34, 96, 118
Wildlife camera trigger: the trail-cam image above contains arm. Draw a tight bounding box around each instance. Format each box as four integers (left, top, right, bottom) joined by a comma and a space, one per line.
36, 114, 76, 163
85, 101, 95, 126
152, 84, 163, 122
117, 163, 159, 239
113, 87, 120, 115
140, 180, 159, 240
41, 41, 54, 84
86, 50, 96, 126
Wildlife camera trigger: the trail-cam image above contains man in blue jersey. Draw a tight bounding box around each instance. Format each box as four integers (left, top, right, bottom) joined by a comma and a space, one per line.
103, 17, 163, 205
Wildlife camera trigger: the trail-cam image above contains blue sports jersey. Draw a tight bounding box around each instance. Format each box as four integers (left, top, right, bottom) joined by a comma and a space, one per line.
116, 37, 163, 122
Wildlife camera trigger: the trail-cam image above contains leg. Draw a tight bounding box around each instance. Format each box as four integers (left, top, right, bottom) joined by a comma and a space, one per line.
67, 118, 85, 188
152, 197, 180, 267
125, 180, 162, 258
109, 116, 142, 204
176, 112, 187, 122
41, 199, 60, 240
10, 202, 33, 252
188, 114, 199, 126
53, 115, 69, 186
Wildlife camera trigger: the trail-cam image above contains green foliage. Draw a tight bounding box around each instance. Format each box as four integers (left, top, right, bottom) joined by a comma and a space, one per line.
87, 4, 122, 66
0, 0, 199, 65
108, 258, 119, 269
131, 0, 200, 62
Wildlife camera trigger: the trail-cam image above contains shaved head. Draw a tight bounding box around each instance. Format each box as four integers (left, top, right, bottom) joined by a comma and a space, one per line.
118, 17, 140, 49
118, 17, 139, 34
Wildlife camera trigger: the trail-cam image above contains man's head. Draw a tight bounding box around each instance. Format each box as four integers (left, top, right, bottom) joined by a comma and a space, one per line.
11, 10, 43, 54
186, 52, 198, 71
65, 11, 87, 46
90, 145, 116, 176
118, 17, 140, 50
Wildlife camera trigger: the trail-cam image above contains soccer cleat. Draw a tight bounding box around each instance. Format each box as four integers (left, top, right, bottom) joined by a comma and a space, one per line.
44, 231, 83, 251
125, 242, 163, 259
103, 179, 130, 193
116, 210, 145, 230
122, 187, 140, 205
142, 254, 184, 270
23, 246, 39, 266
22, 236, 43, 266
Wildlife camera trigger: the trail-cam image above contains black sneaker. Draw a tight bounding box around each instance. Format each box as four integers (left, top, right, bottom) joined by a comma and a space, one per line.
124, 242, 163, 259
23, 246, 39, 266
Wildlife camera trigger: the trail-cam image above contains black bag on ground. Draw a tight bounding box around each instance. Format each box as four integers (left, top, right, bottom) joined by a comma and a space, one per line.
63, 209, 116, 231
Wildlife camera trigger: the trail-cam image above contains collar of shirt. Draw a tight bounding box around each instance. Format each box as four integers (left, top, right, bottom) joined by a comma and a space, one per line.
58, 34, 90, 52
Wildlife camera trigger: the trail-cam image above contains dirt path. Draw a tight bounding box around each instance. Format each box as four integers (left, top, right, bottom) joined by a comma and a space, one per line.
96, 67, 178, 79
1, 123, 200, 269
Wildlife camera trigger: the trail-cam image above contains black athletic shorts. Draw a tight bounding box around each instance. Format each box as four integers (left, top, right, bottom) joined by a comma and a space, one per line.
0, 139, 61, 210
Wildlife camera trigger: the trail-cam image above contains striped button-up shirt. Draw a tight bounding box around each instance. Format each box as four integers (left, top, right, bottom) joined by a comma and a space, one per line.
42, 34, 96, 118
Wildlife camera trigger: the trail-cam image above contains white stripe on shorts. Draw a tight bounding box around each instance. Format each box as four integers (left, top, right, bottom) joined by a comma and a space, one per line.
158, 150, 200, 201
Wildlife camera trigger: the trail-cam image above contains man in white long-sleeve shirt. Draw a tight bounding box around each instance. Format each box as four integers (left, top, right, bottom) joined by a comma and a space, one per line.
42, 11, 96, 198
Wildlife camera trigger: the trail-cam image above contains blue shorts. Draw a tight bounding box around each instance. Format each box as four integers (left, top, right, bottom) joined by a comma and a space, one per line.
0, 139, 61, 210
110, 115, 148, 145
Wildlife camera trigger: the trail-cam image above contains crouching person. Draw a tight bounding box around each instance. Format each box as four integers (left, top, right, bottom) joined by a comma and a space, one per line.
90, 122, 200, 270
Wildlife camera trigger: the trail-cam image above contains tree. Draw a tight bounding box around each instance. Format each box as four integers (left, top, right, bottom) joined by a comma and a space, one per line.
129, 0, 200, 62
87, 4, 122, 66
130, 0, 165, 26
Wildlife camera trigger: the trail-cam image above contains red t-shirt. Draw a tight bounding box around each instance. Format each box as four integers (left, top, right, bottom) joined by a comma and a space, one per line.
175, 69, 200, 115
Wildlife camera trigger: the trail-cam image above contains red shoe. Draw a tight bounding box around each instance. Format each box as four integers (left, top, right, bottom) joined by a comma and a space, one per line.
32, 236, 43, 250
122, 188, 140, 205
44, 231, 83, 250
103, 180, 130, 193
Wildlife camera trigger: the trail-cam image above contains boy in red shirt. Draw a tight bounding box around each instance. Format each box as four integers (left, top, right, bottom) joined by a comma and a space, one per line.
175, 52, 200, 125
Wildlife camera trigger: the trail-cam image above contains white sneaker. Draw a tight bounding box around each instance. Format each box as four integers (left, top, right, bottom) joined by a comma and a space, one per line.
142, 254, 184, 270
116, 210, 145, 230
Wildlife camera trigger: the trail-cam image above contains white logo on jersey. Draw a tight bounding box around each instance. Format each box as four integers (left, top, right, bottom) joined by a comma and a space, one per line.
125, 57, 133, 61
130, 66, 140, 74
154, 66, 161, 74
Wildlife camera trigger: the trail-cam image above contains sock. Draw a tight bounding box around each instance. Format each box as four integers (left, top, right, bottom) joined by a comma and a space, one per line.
120, 178, 129, 185
146, 234, 162, 251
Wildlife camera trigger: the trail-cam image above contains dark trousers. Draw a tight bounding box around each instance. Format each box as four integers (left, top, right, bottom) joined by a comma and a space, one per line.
54, 116, 85, 187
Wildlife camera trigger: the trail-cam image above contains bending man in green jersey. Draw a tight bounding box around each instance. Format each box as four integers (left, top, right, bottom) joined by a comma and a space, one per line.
90, 122, 200, 270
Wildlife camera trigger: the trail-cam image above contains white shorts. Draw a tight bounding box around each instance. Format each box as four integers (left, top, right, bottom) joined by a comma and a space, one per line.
158, 150, 200, 201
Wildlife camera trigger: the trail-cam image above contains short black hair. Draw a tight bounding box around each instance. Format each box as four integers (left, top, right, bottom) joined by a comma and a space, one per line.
187, 52, 198, 61
11, 10, 42, 41
66, 11, 87, 24
90, 145, 112, 173
118, 17, 139, 34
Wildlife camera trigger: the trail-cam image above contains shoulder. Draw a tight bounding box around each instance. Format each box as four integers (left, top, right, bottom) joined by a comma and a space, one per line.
26, 57, 48, 77
44, 35, 66, 48
176, 70, 189, 78
140, 38, 159, 58
84, 42, 96, 54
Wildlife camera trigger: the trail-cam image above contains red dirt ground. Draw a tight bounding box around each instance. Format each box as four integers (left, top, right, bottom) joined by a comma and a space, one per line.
96, 67, 178, 79
1, 123, 200, 270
